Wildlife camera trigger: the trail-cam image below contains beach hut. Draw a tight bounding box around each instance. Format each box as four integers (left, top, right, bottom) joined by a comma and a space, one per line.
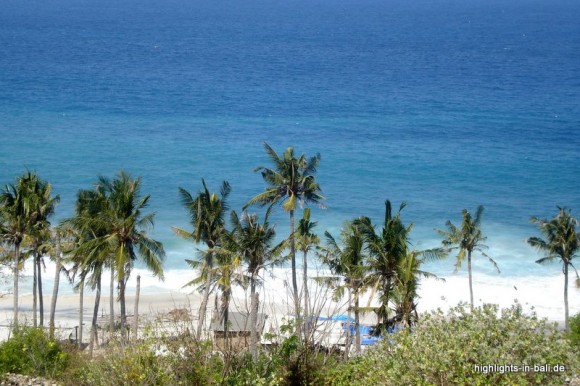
210, 312, 267, 351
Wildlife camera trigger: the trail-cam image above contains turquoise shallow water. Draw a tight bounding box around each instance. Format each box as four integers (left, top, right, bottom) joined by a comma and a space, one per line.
1, 0, 579, 288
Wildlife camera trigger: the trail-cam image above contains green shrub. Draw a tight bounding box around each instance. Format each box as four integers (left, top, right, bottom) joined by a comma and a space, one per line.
0, 326, 69, 378
326, 302, 580, 386
569, 312, 580, 351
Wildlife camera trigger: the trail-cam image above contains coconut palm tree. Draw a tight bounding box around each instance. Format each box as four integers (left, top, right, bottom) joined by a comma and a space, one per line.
245, 143, 324, 324
24, 173, 60, 327
62, 187, 111, 352
528, 207, 579, 330
356, 200, 411, 329
173, 179, 231, 340
222, 209, 284, 360
324, 220, 370, 355
392, 249, 444, 327
101, 172, 165, 333
437, 205, 499, 308
0, 171, 58, 326
296, 208, 320, 330
185, 247, 242, 352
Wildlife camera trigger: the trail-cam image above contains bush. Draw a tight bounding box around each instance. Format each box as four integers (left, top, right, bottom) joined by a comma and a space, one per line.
0, 326, 69, 378
325, 302, 580, 385
569, 312, 580, 350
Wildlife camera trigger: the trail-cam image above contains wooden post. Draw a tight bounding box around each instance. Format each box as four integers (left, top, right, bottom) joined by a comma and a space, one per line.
133, 275, 141, 341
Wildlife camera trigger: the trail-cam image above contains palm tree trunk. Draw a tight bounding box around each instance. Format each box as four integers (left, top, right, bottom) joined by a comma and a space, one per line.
468, 251, 474, 308
109, 266, 115, 340
89, 276, 101, 358
250, 275, 259, 361
289, 210, 300, 325
38, 255, 44, 326
197, 251, 213, 341
49, 236, 61, 339
118, 277, 127, 341
564, 262, 569, 330
222, 290, 230, 351
13, 244, 20, 327
354, 288, 361, 354
33, 254, 38, 327
344, 289, 352, 359
303, 249, 309, 341
79, 280, 84, 350
133, 275, 141, 341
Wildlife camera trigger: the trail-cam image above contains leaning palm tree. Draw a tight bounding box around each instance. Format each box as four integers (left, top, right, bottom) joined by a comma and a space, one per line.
324, 220, 370, 355
437, 205, 499, 308
295, 208, 320, 330
222, 209, 284, 361
528, 207, 579, 330
173, 179, 231, 340
245, 143, 324, 324
356, 200, 411, 329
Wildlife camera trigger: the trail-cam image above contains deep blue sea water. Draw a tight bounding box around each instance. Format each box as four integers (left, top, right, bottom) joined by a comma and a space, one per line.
1, 0, 579, 316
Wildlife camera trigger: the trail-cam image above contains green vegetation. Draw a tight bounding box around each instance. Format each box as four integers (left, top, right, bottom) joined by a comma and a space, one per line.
528, 207, 580, 330
0, 327, 68, 378
1, 143, 579, 384
437, 205, 499, 308
325, 303, 579, 386
2, 304, 577, 386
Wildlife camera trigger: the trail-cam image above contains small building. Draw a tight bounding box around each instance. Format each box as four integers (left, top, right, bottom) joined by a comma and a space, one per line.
210, 312, 267, 351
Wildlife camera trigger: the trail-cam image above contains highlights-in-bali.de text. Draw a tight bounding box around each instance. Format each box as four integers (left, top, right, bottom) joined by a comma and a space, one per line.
474, 364, 566, 374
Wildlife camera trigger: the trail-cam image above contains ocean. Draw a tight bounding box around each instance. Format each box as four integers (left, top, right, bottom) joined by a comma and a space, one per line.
1, 0, 579, 320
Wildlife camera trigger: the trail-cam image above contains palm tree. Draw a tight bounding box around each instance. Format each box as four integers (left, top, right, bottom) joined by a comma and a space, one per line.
296, 208, 320, 331
437, 205, 499, 308
528, 207, 579, 330
62, 187, 111, 353
72, 172, 165, 336
24, 173, 60, 327
392, 250, 444, 327
185, 247, 242, 352
0, 171, 58, 326
324, 220, 370, 355
245, 143, 324, 324
223, 209, 283, 360
356, 200, 411, 329
173, 179, 231, 340
102, 172, 165, 333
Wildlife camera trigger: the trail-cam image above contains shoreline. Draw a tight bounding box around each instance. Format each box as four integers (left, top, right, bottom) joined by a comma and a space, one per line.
1, 270, 573, 343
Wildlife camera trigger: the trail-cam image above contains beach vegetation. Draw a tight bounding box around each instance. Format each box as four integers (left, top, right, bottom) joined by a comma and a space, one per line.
91, 172, 165, 336
569, 312, 580, 350
245, 142, 324, 329
295, 207, 321, 341
528, 207, 580, 330
0, 326, 69, 379
323, 219, 370, 355
0, 171, 59, 328
173, 179, 231, 340
61, 186, 112, 353
391, 248, 445, 327
355, 200, 411, 329
324, 303, 579, 385
221, 209, 284, 361
437, 205, 499, 308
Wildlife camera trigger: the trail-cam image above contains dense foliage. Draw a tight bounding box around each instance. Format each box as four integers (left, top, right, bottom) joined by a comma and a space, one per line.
0, 327, 68, 378
325, 303, 579, 385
